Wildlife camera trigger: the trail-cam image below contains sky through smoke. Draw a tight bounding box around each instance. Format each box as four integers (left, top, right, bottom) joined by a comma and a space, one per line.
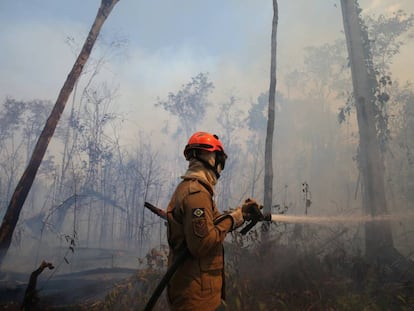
0, 0, 413, 144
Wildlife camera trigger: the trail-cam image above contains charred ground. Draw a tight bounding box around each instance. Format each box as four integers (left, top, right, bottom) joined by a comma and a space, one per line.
2, 226, 412, 311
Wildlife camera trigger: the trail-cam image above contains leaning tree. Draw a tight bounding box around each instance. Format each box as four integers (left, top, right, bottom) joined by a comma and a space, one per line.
0, 0, 120, 265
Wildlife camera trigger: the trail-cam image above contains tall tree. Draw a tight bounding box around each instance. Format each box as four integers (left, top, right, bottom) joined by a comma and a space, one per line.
156, 72, 214, 139
264, 0, 278, 215
340, 0, 394, 260
0, 0, 120, 265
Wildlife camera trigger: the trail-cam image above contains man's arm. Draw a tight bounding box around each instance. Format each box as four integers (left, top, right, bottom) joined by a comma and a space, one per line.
183, 191, 231, 258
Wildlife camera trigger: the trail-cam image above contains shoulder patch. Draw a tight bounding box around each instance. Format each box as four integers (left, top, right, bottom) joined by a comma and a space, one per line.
192, 208, 205, 218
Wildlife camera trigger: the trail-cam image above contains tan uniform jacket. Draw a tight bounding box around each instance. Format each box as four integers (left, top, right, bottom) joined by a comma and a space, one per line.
166, 177, 232, 311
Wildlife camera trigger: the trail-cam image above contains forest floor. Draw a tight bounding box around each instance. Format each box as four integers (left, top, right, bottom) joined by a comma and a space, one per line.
0, 235, 413, 310
0, 267, 136, 310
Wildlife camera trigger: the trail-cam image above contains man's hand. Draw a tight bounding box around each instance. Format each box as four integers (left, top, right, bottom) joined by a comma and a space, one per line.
225, 198, 263, 231
241, 198, 264, 222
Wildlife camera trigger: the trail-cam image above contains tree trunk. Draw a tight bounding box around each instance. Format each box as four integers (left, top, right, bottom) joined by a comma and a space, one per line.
264, 0, 278, 215
340, 0, 394, 260
22, 261, 54, 310
0, 0, 120, 265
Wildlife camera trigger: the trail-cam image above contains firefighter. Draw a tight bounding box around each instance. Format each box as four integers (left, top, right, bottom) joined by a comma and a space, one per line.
166, 131, 262, 311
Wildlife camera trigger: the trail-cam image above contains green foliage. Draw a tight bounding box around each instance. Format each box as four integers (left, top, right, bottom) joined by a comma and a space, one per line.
0, 98, 54, 207
156, 72, 214, 138
362, 10, 414, 152
0, 98, 52, 148
338, 100, 352, 124
334, 8, 414, 149
366, 10, 414, 71
0, 98, 27, 142
246, 92, 268, 133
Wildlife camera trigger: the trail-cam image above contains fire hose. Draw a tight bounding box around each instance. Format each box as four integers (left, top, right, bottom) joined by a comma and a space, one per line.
142, 202, 269, 311
142, 202, 401, 310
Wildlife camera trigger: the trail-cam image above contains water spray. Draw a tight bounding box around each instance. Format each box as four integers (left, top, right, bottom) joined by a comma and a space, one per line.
239, 212, 410, 235
267, 213, 393, 225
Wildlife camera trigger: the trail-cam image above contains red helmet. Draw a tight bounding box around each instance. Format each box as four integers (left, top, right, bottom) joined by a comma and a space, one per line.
184, 131, 227, 161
